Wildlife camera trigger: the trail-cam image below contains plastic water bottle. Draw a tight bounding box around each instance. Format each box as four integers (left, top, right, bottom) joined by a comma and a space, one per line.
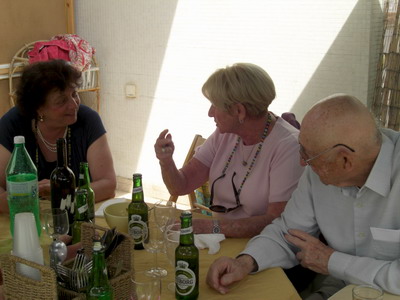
6, 136, 40, 236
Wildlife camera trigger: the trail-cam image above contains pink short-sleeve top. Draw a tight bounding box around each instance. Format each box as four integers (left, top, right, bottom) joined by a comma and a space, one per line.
194, 117, 304, 219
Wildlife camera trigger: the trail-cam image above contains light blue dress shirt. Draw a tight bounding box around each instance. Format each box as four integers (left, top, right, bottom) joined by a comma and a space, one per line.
242, 128, 400, 294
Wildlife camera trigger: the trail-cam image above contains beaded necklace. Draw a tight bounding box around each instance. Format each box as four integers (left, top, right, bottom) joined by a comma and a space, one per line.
34, 120, 72, 173
220, 113, 272, 196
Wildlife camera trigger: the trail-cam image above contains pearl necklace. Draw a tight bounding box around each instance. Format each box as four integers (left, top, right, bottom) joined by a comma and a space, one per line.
36, 126, 68, 152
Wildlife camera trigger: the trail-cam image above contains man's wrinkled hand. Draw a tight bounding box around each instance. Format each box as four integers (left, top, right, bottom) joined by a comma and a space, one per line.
284, 229, 334, 274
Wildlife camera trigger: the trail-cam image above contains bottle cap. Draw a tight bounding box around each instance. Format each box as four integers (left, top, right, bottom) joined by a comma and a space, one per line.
14, 136, 25, 144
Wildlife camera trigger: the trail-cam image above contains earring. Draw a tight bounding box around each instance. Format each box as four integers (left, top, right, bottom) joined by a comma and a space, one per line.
239, 119, 244, 124
39, 115, 44, 122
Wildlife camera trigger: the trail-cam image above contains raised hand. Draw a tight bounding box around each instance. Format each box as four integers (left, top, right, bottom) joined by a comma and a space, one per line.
154, 129, 175, 160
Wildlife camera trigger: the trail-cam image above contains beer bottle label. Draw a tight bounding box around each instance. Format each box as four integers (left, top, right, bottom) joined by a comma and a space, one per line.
128, 215, 148, 244
176, 260, 196, 296
78, 204, 88, 214
132, 187, 143, 194
180, 226, 193, 235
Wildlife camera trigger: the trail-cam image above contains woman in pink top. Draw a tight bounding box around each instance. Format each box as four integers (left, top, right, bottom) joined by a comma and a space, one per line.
154, 63, 304, 238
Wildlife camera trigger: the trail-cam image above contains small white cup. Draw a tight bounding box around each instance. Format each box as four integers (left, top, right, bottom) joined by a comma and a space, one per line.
352, 284, 384, 300
13, 212, 44, 280
13, 212, 41, 251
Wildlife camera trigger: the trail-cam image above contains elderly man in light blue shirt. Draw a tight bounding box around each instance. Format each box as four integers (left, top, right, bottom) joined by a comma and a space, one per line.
206, 94, 400, 299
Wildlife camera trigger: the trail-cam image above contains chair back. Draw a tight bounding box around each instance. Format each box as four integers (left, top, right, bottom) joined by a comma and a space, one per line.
169, 135, 211, 214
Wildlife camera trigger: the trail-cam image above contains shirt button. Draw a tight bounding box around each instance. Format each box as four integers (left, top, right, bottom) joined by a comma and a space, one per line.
356, 202, 363, 208
358, 232, 365, 238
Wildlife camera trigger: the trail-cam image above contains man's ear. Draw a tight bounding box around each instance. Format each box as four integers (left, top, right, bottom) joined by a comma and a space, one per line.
339, 150, 353, 171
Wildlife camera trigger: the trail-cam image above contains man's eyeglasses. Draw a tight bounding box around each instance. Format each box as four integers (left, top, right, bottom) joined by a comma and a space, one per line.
300, 143, 355, 166
209, 172, 242, 213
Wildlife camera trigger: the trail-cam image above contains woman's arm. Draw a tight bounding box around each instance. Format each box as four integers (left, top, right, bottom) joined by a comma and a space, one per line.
155, 129, 209, 195
193, 201, 287, 238
87, 134, 117, 202
0, 145, 11, 213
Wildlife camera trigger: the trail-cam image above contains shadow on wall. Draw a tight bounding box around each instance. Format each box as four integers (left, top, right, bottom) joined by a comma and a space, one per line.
290, 0, 383, 121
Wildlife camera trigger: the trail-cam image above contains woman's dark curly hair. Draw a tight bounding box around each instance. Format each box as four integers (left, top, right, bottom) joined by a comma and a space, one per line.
16, 59, 82, 119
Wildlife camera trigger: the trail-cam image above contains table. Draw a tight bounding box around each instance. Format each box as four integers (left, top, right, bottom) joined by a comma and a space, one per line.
329, 285, 400, 300
0, 200, 301, 300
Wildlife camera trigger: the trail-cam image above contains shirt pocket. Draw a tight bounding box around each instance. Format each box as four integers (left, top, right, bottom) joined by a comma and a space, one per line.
370, 227, 400, 260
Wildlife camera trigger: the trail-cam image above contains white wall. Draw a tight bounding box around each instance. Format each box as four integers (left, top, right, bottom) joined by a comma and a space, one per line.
74, 0, 383, 201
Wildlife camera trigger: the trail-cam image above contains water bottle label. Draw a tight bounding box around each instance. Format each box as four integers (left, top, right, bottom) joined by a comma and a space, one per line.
176, 260, 196, 296
180, 226, 193, 235
7, 179, 37, 198
128, 215, 148, 244
78, 204, 88, 214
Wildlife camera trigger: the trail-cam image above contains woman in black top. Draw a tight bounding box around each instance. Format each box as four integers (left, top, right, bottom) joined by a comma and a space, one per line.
0, 59, 116, 212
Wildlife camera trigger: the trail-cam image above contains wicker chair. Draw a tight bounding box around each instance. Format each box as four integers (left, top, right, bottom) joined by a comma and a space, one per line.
8, 41, 100, 111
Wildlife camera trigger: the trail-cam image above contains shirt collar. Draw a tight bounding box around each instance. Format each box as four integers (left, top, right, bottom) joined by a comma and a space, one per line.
362, 132, 393, 197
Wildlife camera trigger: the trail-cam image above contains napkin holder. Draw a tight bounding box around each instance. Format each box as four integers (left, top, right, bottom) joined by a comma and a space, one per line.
0, 253, 58, 300
58, 222, 135, 299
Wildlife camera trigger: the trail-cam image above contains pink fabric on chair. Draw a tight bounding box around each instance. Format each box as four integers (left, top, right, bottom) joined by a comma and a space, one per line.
28, 34, 95, 72
28, 40, 70, 64
52, 34, 95, 71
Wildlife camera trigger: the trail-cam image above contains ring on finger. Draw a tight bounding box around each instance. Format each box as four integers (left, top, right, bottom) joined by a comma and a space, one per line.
161, 147, 166, 153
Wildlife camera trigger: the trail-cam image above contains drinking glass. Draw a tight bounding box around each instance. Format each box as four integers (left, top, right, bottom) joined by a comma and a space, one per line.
165, 223, 180, 292
352, 285, 384, 300
131, 271, 161, 300
42, 208, 69, 267
153, 200, 176, 233
143, 223, 167, 277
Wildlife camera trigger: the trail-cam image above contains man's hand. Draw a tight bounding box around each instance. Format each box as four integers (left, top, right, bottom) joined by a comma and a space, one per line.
206, 255, 256, 294
284, 229, 334, 274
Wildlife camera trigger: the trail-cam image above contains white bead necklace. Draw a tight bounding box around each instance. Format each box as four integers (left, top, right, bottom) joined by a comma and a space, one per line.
36, 125, 68, 152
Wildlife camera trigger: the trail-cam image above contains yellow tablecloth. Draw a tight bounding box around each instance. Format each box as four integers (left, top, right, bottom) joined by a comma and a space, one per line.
0, 200, 301, 300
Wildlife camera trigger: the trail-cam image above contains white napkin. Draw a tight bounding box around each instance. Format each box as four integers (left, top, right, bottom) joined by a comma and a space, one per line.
95, 198, 128, 217
194, 234, 225, 254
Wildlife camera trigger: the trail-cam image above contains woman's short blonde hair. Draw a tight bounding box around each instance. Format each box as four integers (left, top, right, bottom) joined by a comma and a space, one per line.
201, 63, 276, 118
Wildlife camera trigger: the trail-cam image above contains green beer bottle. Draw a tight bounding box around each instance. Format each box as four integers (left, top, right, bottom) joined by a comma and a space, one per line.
87, 241, 113, 299
175, 211, 199, 300
72, 189, 90, 244
128, 173, 149, 250
78, 162, 95, 223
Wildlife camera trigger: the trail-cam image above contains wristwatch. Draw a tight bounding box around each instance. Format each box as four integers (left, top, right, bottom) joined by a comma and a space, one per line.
212, 219, 221, 234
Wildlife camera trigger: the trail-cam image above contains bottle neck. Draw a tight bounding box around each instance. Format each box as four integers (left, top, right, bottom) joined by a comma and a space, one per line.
132, 176, 144, 203
78, 163, 91, 187
180, 215, 194, 245
91, 249, 109, 286
56, 139, 67, 167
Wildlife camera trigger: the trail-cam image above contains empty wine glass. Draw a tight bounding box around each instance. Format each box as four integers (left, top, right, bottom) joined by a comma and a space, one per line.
143, 223, 167, 277
42, 208, 69, 267
165, 223, 180, 292
153, 200, 176, 234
